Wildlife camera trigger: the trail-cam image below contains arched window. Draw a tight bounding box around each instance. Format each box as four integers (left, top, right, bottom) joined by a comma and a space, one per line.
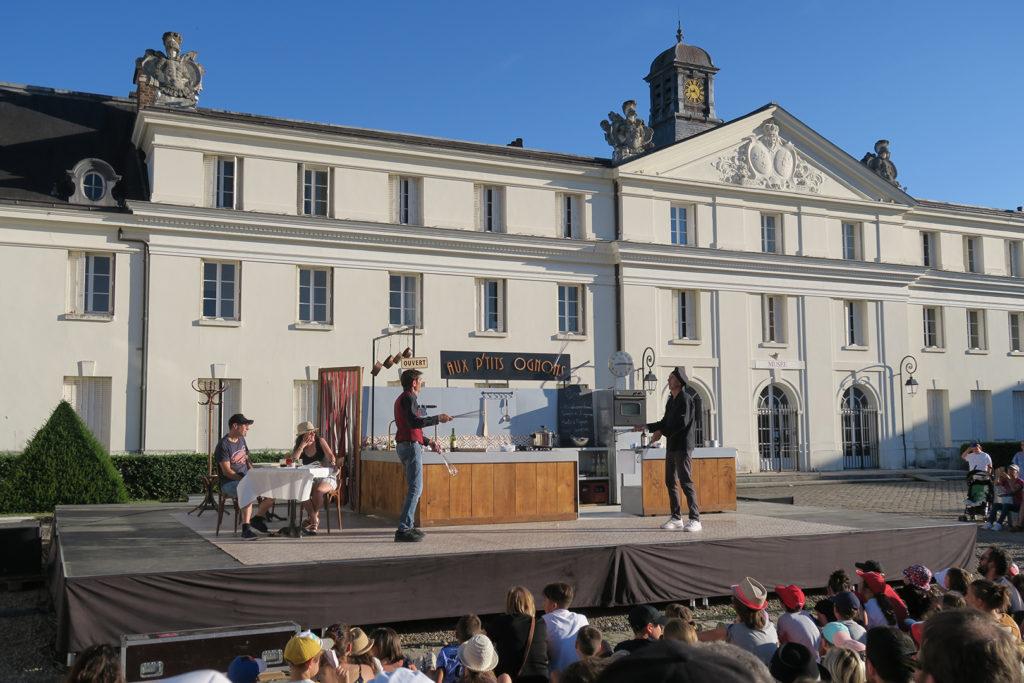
757, 385, 798, 471
841, 386, 878, 469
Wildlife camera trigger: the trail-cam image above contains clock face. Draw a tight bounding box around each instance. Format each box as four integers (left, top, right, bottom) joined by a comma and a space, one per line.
684, 79, 705, 104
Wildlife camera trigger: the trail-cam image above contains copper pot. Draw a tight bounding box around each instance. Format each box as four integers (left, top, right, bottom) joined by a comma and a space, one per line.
382, 355, 395, 369
402, 347, 413, 358
392, 352, 404, 365
371, 361, 383, 376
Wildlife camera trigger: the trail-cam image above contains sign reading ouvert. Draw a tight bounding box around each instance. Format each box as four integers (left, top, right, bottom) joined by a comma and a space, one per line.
440, 351, 570, 381
400, 357, 428, 370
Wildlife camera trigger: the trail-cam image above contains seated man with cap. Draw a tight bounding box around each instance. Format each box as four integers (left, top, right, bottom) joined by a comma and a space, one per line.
775, 584, 821, 661
216, 413, 275, 540
613, 605, 669, 654
831, 590, 867, 644
284, 631, 334, 683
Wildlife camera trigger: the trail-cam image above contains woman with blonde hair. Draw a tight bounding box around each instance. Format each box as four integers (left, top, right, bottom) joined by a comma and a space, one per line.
484, 586, 549, 683
822, 646, 866, 683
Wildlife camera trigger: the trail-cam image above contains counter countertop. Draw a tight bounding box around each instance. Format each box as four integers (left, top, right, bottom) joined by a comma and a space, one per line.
362, 448, 580, 465
616, 446, 737, 460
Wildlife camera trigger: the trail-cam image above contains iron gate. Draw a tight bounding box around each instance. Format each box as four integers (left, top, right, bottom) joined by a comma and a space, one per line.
757, 386, 798, 471
841, 387, 879, 469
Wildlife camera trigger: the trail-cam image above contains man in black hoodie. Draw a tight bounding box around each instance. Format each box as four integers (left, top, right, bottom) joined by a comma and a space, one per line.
637, 366, 700, 531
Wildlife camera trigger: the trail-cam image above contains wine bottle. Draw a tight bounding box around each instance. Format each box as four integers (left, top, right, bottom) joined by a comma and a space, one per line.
449, 428, 457, 452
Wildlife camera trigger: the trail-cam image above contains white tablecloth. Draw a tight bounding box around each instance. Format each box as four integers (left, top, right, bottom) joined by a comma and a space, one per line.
236, 466, 331, 508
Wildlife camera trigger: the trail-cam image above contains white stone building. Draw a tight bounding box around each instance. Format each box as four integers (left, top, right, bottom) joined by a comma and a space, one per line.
2, 30, 1023, 473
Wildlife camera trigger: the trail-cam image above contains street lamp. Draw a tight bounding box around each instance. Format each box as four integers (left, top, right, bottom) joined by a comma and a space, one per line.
898, 354, 919, 468
639, 346, 658, 394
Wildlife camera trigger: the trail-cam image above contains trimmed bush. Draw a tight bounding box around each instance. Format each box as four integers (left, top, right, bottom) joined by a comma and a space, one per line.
958, 441, 1021, 470
0, 402, 129, 513
112, 451, 283, 501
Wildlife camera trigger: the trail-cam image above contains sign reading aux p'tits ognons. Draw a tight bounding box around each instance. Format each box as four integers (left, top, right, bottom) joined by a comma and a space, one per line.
440, 351, 571, 381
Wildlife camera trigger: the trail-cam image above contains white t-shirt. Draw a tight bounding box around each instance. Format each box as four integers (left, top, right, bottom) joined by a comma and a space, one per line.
543, 609, 589, 673
966, 451, 993, 472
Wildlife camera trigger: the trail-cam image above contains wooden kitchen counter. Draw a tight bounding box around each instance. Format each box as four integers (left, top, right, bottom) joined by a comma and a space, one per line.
620, 447, 737, 515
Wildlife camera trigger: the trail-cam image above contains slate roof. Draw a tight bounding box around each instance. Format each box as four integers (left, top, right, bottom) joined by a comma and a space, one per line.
915, 198, 1024, 221
0, 83, 148, 207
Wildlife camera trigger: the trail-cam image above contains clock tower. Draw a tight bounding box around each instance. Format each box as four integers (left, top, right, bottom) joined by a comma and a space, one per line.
645, 25, 722, 148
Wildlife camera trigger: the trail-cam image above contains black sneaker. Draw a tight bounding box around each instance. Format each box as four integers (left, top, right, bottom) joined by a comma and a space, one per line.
250, 516, 269, 533
301, 527, 318, 537
394, 529, 423, 543
241, 525, 258, 540
410, 528, 425, 538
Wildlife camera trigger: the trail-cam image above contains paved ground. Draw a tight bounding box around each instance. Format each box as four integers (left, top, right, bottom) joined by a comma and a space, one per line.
2, 478, 1019, 681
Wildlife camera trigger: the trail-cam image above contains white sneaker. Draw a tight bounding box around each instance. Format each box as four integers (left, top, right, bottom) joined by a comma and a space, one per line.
660, 518, 685, 530
983, 522, 993, 530
993, 522, 1003, 531
683, 519, 703, 532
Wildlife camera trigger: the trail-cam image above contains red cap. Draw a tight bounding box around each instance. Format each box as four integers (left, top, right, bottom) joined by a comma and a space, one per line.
857, 569, 887, 595
774, 584, 806, 611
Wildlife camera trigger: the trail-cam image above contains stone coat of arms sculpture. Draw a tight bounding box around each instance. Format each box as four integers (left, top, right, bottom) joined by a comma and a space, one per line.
714, 118, 823, 193
861, 139, 900, 186
133, 32, 204, 108
601, 100, 654, 162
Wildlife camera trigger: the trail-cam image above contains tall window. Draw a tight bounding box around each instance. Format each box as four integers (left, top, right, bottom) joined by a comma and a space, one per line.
921, 231, 937, 268
479, 185, 504, 232
841, 387, 878, 469
389, 274, 419, 327
302, 167, 329, 216
293, 380, 319, 427
964, 236, 981, 273
967, 309, 986, 350
762, 295, 785, 343
558, 284, 583, 334
1010, 312, 1023, 352
202, 261, 239, 319
923, 306, 943, 349
757, 386, 797, 471
298, 267, 331, 324
842, 222, 862, 260
560, 194, 581, 239
479, 279, 506, 332
971, 390, 993, 440
844, 300, 865, 346
671, 206, 691, 246
1008, 240, 1023, 278
676, 290, 697, 340
761, 214, 781, 254
394, 176, 421, 225
63, 376, 112, 449
215, 158, 235, 209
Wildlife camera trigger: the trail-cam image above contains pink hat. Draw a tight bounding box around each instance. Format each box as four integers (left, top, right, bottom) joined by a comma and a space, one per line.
732, 577, 768, 611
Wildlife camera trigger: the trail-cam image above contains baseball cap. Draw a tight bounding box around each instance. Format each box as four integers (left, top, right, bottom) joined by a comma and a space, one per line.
856, 569, 887, 595
774, 584, 805, 611
283, 631, 333, 666
229, 413, 254, 426
832, 590, 861, 615
627, 605, 670, 632
226, 656, 267, 683
597, 640, 762, 683
855, 559, 883, 573
865, 626, 917, 679
822, 622, 866, 653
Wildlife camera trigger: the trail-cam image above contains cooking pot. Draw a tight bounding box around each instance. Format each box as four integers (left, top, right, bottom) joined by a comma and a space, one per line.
530, 426, 556, 450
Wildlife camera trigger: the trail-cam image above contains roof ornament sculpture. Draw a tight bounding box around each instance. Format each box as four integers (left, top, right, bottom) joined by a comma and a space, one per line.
861, 139, 900, 187
713, 118, 823, 193
133, 32, 204, 108
600, 100, 654, 162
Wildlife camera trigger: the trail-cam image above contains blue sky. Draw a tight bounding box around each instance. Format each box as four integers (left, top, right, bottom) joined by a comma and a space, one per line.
4, 1, 1022, 208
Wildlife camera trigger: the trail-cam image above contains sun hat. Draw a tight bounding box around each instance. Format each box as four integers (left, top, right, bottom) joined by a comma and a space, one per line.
296, 421, 317, 435
769, 642, 819, 683
284, 631, 333, 666
348, 627, 373, 656
856, 569, 887, 595
226, 656, 267, 683
822, 622, 866, 653
774, 584, 806, 611
731, 577, 768, 611
627, 605, 670, 631
458, 634, 499, 672
902, 564, 932, 589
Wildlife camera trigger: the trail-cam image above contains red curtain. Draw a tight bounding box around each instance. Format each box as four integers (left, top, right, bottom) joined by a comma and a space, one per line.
318, 367, 363, 511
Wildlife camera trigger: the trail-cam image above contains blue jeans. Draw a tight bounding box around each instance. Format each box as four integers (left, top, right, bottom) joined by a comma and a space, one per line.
397, 441, 423, 531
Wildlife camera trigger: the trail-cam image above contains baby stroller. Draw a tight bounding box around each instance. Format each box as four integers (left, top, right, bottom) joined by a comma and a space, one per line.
959, 469, 993, 522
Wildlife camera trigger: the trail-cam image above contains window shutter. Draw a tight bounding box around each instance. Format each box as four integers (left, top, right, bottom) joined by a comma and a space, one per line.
234, 158, 243, 210
474, 184, 482, 230
297, 165, 305, 215
328, 167, 335, 219
203, 156, 216, 208
410, 178, 421, 225
495, 188, 504, 232
389, 175, 398, 223
68, 251, 85, 314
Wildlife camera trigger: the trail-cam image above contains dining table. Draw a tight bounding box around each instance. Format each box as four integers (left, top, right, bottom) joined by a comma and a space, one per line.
238, 464, 331, 538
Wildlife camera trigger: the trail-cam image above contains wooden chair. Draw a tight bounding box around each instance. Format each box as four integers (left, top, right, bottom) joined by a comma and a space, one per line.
322, 487, 344, 533
216, 489, 240, 536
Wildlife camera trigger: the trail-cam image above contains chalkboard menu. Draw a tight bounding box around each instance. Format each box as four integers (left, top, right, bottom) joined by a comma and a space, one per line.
557, 386, 594, 448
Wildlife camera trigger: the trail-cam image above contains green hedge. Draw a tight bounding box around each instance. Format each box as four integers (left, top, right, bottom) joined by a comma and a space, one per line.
958, 442, 1022, 470
112, 451, 285, 501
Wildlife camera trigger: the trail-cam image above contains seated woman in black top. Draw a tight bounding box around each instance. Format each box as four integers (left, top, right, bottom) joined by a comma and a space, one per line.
291, 421, 338, 534
484, 586, 549, 683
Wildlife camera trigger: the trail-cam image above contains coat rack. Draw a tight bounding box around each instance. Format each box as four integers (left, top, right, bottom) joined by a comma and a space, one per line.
189, 379, 227, 516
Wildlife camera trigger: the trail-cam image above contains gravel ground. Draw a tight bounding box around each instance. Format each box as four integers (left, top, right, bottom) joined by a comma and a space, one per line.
6, 480, 1024, 681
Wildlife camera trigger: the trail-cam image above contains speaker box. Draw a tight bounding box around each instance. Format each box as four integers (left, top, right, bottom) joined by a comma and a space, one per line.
0, 521, 41, 577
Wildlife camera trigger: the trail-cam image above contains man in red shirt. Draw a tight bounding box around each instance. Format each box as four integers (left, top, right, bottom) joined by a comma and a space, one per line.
393, 369, 451, 542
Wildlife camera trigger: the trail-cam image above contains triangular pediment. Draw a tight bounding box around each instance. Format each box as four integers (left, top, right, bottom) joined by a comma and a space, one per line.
616, 105, 914, 205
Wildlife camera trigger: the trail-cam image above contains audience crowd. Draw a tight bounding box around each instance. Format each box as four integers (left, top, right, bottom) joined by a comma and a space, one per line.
64, 552, 1024, 683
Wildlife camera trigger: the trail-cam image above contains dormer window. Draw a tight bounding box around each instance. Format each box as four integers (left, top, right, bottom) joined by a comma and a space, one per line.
66, 158, 121, 207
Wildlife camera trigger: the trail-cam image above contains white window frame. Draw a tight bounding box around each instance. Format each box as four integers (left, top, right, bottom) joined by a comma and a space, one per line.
389, 273, 421, 328
293, 379, 319, 427
478, 185, 505, 233
671, 205, 693, 246
478, 279, 506, 333
393, 175, 422, 226
69, 252, 114, 317
923, 306, 944, 349
841, 222, 862, 260
761, 213, 782, 254
843, 300, 866, 347
202, 260, 240, 320
215, 157, 236, 209
300, 165, 330, 217
558, 193, 583, 239
297, 267, 332, 325
1010, 312, 1023, 353
1007, 240, 1023, 278
967, 308, 987, 351
761, 294, 786, 344
921, 231, 938, 268
964, 236, 982, 274
675, 290, 699, 341
557, 283, 584, 335
63, 376, 112, 449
